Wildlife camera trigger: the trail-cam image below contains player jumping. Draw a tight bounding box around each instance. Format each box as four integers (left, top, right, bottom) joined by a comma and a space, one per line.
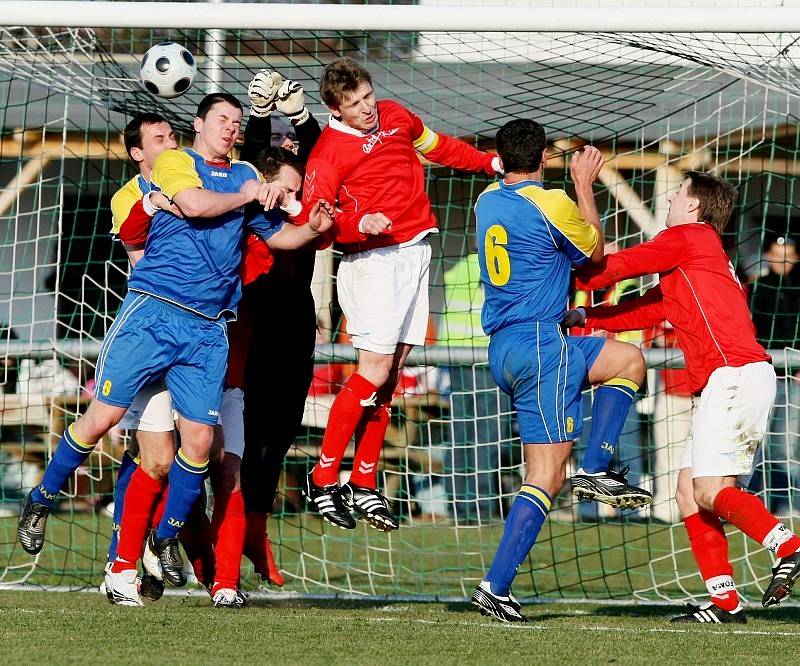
470, 119, 650, 623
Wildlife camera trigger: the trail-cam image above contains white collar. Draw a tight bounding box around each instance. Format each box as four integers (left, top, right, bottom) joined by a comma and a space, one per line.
327, 114, 379, 137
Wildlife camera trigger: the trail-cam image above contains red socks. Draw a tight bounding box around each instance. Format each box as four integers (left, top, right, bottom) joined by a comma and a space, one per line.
113, 467, 166, 572
349, 403, 391, 489
713, 487, 800, 558
684, 511, 738, 611
312, 374, 378, 487
180, 503, 215, 589
150, 486, 168, 528
243, 511, 284, 586
210, 488, 246, 593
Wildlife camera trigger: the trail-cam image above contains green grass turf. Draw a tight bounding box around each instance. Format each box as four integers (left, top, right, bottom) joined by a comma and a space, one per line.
0, 590, 799, 665
1, 509, 782, 602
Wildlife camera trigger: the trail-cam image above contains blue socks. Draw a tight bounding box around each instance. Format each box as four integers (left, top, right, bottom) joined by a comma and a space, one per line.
485, 484, 552, 596
580, 379, 638, 474
31, 424, 95, 507
107, 451, 138, 562
155, 450, 208, 540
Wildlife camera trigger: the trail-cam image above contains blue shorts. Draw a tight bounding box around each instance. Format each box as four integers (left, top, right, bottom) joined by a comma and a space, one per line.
488, 322, 606, 443
94, 292, 228, 425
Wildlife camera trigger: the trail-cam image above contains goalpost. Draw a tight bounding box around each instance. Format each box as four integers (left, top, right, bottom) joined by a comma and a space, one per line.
0, 1, 798, 604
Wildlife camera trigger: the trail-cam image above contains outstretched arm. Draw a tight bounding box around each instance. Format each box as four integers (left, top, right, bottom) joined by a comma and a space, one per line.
578, 285, 667, 333
267, 199, 335, 249
410, 111, 500, 175
576, 229, 687, 291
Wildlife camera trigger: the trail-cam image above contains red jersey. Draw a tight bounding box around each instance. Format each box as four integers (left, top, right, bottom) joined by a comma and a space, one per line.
300, 100, 497, 253
576, 223, 770, 394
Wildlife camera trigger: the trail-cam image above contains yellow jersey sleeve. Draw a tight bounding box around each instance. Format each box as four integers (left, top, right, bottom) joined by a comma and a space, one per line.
110, 176, 144, 235
150, 149, 202, 200
519, 186, 599, 258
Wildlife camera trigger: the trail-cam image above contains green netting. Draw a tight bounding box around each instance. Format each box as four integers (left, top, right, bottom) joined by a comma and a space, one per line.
0, 19, 798, 603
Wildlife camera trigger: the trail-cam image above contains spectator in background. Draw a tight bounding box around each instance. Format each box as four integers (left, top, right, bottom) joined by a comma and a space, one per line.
750, 231, 799, 516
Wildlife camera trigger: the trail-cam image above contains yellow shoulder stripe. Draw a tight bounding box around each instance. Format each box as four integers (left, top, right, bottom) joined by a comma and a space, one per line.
515, 186, 598, 257
150, 149, 202, 200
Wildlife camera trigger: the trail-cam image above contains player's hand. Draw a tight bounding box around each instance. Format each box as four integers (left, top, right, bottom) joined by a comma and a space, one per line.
561, 308, 587, 328
248, 69, 283, 118
569, 145, 604, 188
358, 213, 393, 236
308, 199, 335, 234
275, 79, 310, 124
240, 179, 263, 201
257, 182, 288, 210
148, 191, 183, 218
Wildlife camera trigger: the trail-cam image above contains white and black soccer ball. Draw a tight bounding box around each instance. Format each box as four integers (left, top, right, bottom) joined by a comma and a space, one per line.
139, 42, 197, 99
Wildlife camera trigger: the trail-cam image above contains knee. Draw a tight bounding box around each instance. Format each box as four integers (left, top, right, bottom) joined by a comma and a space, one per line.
692, 487, 718, 512
524, 467, 566, 499
674, 483, 694, 514
624, 346, 646, 385
141, 460, 171, 480
357, 358, 393, 388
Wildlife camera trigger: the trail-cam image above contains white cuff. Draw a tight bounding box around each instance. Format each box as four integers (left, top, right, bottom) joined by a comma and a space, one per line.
280, 197, 302, 217
142, 190, 159, 217
358, 215, 369, 234
491, 155, 504, 175
288, 107, 310, 125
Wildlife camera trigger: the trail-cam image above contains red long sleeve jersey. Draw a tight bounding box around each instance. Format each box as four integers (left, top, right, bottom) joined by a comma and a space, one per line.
300, 100, 497, 253
576, 223, 770, 394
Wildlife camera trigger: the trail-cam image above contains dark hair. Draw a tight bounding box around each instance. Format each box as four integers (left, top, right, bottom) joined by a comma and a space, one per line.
495, 119, 547, 174
685, 171, 738, 234
253, 147, 303, 182
123, 113, 168, 159
196, 92, 242, 120
319, 57, 372, 108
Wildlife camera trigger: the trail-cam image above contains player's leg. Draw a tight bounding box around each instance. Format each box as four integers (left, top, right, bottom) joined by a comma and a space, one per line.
150, 315, 228, 586
306, 245, 409, 528
208, 387, 247, 608
344, 242, 431, 530
20, 292, 170, 558
108, 382, 175, 599
570, 337, 651, 508
472, 323, 581, 622
473, 440, 571, 622
670, 458, 745, 624
689, 362, 800, 607
241, 303, 315, 585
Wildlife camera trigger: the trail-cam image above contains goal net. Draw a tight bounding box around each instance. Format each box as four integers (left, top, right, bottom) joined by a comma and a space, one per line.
0, 2, 798, 604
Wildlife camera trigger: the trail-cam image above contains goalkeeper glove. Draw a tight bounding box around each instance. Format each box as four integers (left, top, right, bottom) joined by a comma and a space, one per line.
275, 79, 310, 125
248, 69, 283, 118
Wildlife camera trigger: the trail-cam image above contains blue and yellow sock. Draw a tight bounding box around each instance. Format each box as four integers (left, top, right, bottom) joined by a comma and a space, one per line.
107, 450, 139, 562
580, 379, 638, 474
485, 484, 552, 596
155, 450, 208, 540
31, 424, 95, 507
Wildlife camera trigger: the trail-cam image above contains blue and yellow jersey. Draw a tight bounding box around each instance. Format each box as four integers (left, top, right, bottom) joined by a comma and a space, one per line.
475, 179, 599, 335
127, 148, 285, 320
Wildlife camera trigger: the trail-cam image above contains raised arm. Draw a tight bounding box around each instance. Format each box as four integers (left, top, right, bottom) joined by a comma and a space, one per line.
569, 146, 605, 263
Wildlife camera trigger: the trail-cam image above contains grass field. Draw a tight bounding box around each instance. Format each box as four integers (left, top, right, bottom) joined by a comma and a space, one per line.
1, 589, 799, 665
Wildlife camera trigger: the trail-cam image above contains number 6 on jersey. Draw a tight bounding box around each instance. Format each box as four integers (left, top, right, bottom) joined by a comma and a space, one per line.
484, 223, 511, 286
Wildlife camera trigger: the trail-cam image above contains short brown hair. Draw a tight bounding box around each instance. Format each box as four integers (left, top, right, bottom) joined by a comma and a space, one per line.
319, 57, 372, 108
686, 171, 738, 234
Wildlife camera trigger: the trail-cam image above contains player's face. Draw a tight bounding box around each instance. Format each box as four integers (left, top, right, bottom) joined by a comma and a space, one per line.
330, 81, 378, 133
132, 121, 177, 172
194, 102, 243, 159
271, 164, 303, 198
665, 178, 699, 227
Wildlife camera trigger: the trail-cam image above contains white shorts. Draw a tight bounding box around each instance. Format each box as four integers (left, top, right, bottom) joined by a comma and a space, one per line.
218, 387, 245, 459
337, 239, 431, 355
681, 362, 776, 478
118, 380, 174, 432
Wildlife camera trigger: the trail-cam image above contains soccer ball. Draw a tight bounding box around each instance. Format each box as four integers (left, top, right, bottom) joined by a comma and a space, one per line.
139, 42, 196, 99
